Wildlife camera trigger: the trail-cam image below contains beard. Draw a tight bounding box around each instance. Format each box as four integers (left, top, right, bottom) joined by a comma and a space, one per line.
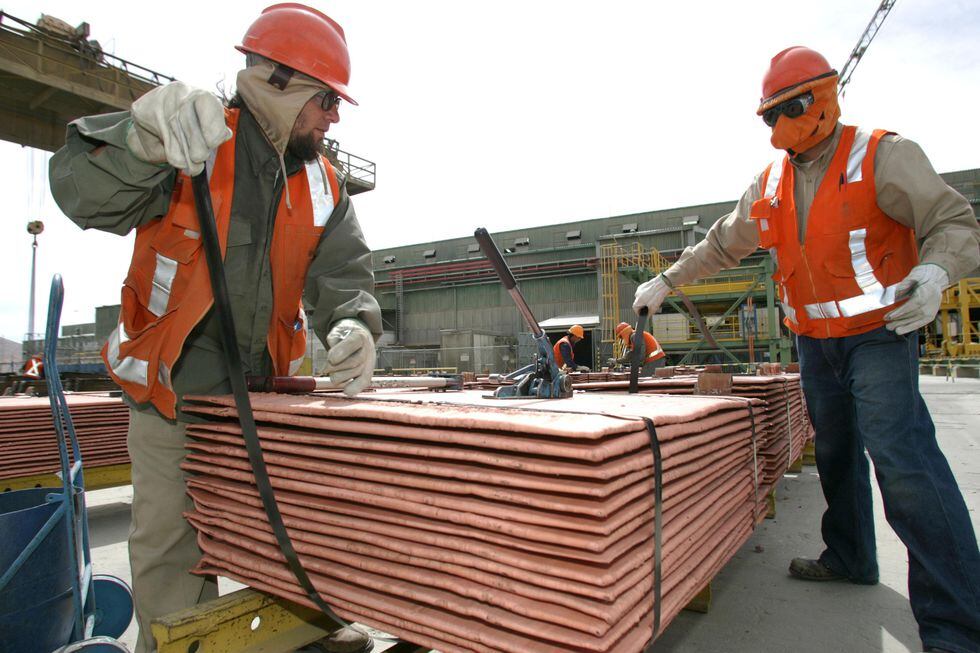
286, 131, 323, 162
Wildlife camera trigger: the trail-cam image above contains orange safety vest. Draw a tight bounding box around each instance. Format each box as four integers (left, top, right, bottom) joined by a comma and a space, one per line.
748, 125, 918, 339
553, 335, 574, 367
102, 108, 340, 418
627, 331, 665, 364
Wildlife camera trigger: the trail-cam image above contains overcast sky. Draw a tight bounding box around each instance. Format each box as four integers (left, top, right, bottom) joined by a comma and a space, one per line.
1, 0, 978, 342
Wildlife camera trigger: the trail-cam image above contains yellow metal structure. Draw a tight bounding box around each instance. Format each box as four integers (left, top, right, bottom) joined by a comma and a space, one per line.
599, 241, 667, 357
927, 277, 980, 358
153, 588, 429, 653
152, 588, 338, 653
0, 462, 130, 493
676, 269, 764, 298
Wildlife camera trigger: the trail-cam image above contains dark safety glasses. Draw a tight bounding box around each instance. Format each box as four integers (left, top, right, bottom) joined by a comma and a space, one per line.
762, 91, 814, 127
316, 90, 342, 110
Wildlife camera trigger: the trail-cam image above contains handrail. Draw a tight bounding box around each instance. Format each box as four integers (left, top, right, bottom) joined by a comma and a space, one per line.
325, 138, 376, 188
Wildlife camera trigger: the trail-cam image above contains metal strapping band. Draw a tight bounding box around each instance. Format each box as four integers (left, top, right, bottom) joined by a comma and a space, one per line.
191, 172, 350, 628
641, 417, 664, 649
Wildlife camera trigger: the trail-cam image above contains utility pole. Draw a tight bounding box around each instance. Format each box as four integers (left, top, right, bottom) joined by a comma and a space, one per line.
26, 220, 44, 355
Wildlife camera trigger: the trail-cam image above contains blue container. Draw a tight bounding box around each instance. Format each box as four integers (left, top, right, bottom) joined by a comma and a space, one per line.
0, 487, 76, 652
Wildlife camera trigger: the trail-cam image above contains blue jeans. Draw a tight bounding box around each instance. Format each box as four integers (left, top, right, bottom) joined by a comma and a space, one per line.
797, 327, 980, 653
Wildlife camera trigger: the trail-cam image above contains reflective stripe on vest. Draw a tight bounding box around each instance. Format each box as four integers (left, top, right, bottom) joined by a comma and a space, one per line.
148, 253, 178, 317
757, 155, 785, 233
106, 322, 149, 386
307, 159, 334, 227
846, 129, 871, 184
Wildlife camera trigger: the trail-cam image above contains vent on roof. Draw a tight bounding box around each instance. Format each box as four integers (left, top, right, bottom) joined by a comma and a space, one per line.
423, 249, 437, 259
504, 247, 516, 254
566, 230, 582, 240
383, 255, 396, 264
514, 237, 530, 247
466, 243, 481, 254
622, 223, 638, 233
682, 215, 700, 226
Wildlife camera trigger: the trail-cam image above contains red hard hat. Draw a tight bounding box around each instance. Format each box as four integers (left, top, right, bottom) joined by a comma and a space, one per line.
237, 3, 358, 105
615, 322, 633, 338
758, 46, 836, 113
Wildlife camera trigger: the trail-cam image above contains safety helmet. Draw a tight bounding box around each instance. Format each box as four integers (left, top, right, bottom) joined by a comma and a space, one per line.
568, 325, 585, 338
237, 3, 358, 105
757, 46, 837, 114
615, 322, 634, 339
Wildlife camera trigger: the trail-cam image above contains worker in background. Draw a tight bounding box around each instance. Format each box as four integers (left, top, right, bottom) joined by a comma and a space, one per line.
48, 5, 380, 652
611, 321, 665, 375
553, 324, 590, 372
633, 46, 980, 653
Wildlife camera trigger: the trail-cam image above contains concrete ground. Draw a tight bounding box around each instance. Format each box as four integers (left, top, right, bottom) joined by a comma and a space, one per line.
86, 375, 980, 652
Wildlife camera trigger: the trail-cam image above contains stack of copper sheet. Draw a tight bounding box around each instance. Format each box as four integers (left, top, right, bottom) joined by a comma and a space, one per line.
0, 394, 129, 481
574, 374, 811, 519
181, 390, 762, 653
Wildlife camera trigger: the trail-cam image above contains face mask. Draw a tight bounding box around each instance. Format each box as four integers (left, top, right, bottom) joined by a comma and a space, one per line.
769, 76, 840, 155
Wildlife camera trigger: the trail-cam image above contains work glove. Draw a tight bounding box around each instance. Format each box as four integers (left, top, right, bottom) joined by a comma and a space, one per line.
576, 365, 590, 373
325, 318, 376, 396
632, 274, 671, 315
125, 81, 232, 176
884, 264, 949, 335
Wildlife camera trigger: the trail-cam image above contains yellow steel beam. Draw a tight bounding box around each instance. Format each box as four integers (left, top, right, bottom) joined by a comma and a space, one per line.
1, 463, 131, 492
152, 588, 340, 653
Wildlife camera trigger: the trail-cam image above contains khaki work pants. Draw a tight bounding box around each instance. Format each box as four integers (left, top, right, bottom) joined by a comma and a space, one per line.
127, 408, 218, 653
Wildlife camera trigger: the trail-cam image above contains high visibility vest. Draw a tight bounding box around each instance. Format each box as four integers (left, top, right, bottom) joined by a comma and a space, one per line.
748, 125, 918, 339
553, 336, 574, 367
630, 331, 665, 364
103, 108, 340, 418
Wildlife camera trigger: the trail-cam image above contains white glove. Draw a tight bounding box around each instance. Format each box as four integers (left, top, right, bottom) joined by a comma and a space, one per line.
632, 274, 671, 315
884, 264, 949, 335
325, 318, 376, 396
125, 81, 232, 176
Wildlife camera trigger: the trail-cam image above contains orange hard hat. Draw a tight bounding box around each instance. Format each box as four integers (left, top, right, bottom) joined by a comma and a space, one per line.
568, 325, 585, 338
615, 322, 634, 339
237, 3, 358, 105
758, 46, 837, 114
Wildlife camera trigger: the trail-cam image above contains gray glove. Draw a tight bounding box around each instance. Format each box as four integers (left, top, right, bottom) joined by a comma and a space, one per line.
325, 318, 377, 396
576, 365, 590, 372
632, 274, 671, 315
884, 264, 949, 335
125, 81, 232, 176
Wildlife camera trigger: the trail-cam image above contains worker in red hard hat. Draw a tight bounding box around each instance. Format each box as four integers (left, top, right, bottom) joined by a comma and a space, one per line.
553, 325, 589, 372
612, 321, 665, 375
49, 5, 380, 652
634, 46, 980, 652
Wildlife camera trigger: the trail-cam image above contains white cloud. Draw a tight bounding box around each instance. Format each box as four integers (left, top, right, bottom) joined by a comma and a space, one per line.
0, 0, 977, 341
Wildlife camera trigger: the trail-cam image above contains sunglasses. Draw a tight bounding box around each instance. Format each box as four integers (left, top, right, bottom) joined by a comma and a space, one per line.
316, 90, 342, 110
762, 91, 814, 127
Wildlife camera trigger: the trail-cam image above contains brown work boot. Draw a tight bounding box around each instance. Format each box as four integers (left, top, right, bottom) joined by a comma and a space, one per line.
788, 557, 847, 582
302, 625, 373, 653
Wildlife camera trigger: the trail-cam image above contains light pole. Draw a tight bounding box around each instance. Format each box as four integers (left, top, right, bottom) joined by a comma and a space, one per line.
26, 221, 44, 355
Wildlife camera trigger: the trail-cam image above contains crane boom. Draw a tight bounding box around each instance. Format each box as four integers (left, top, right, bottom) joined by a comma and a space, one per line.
838, 0, 898, 94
